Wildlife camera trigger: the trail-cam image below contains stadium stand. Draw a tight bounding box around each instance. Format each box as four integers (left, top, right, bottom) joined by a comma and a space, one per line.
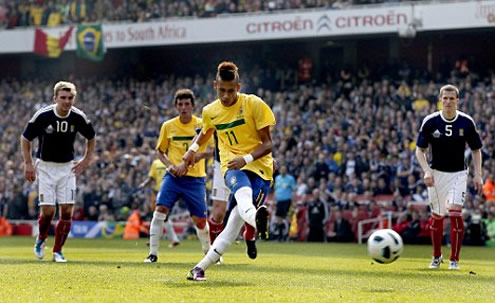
1, 62, 494, 244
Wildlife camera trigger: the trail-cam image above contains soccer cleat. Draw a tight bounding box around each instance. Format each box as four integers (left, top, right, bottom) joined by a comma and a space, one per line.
34, 238, 45, 260
246, 239, 257, 259
144, 254, 158, 263
187, 267, 206, 281
448, 260, 460, 270
52, 251, 67, 263
168, 241, 180, 248
255, 205, 269, 240
429, 255, 443, 269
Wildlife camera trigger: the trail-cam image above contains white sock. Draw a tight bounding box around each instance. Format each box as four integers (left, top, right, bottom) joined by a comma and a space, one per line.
149, 211, 167, 256
197, 206, 244, 270
195, 222, 210, 254
164, 219, 179, 243
234, 186, 256, 228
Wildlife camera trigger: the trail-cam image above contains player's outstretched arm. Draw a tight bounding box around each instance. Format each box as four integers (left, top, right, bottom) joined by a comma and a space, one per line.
415, 147, 434, 187
227, 126, 273, 169
20, 136, 36, 183
183, 128, 215, 168
472, 148, 483, 195
73, 137, 96, 176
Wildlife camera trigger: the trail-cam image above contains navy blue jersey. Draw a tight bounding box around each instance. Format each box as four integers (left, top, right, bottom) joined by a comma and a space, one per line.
416, 111, 482, 172
22, 104, 96, 163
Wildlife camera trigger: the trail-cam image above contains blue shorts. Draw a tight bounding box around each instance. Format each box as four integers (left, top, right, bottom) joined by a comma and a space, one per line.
225, 169, 271, 212
156, 173, 208, 218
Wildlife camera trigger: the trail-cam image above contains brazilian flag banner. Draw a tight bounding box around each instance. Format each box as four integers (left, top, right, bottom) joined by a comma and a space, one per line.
76, 24, 105, 61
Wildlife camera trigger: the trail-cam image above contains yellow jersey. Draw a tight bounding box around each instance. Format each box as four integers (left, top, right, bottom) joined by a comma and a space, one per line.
202, 93, 276, 181
148, 159, 167, 192
156, 115, 206, 178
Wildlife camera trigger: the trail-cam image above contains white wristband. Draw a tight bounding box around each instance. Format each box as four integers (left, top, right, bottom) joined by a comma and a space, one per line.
189, 142, 200, 152
243, 154, 254, 164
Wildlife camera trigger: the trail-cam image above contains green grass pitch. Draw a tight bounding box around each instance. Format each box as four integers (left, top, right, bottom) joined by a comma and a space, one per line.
1, 237, 494, 302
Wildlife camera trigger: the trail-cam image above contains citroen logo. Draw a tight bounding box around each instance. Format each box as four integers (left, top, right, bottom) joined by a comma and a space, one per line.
317, 14, 332, 32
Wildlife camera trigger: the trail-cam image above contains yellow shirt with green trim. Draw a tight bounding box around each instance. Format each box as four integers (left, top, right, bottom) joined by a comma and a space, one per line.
202, 93, 276, 181
156, 115, 206, 177
148, 159, 167, 192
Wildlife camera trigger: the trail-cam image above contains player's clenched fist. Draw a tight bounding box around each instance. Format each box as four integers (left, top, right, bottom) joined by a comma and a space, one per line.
24, 162, 36, 182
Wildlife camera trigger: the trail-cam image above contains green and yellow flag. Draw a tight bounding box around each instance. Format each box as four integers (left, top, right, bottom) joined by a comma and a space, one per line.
76, 24, 105, 61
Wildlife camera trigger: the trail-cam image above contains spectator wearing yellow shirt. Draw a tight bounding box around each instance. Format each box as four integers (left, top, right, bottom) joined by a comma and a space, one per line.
412, 93, 430, 112
29, 2, 44, 26
46, 1, 62, 27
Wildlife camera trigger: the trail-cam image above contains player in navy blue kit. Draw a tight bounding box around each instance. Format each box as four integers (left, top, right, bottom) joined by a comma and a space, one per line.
21, 81, 96, 263
416, 84, 483, 270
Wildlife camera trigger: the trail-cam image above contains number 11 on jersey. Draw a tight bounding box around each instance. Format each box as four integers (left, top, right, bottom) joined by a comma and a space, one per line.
225, 130, 238, 145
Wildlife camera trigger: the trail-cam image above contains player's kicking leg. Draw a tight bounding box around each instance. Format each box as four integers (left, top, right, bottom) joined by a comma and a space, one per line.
187, 206, 244, 281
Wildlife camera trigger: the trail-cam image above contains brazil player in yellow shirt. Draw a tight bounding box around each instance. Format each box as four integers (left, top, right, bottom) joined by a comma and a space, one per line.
144, 89, 212, 263
139, 159, 180, 247
183, 62, 276, 281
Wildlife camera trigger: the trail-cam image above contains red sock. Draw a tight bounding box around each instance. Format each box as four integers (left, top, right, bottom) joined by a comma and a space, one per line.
208, 217, 224, 244
53, 220, 72, 252
244, 223, 256, 241
38, 215, 52, 241
429, 215, 444, 258
449, 210, 464, 262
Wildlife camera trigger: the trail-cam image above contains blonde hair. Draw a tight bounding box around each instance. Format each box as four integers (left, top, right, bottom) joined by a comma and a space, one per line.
439, 84, 459, 99
53, 81, 77, 97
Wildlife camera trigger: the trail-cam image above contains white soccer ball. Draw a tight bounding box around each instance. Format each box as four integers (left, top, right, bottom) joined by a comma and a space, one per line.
367, 229, 404, 264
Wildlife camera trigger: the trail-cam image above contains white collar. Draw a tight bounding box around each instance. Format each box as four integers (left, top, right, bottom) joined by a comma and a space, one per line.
53, 106, 71, 118
439, 110, 458, 123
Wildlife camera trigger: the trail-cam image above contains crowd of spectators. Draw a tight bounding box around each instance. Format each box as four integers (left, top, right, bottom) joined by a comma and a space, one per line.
0, 58, 494, 244
1, 0, 417, 30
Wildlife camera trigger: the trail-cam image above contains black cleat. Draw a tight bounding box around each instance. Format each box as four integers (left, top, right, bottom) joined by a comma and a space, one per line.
144, 254, 158, 263
255, 205, 269, 240
246, 239, 257, 259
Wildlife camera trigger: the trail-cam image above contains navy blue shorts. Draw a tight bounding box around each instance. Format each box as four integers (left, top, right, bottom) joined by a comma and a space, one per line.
156, 173, 208, 218
225, 169, 271, 212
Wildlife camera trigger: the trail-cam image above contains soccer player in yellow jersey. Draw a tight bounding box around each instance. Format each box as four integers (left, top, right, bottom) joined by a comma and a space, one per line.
144, 89, 212, 263
183, 62, 276, 281
139, 159, 180, 247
